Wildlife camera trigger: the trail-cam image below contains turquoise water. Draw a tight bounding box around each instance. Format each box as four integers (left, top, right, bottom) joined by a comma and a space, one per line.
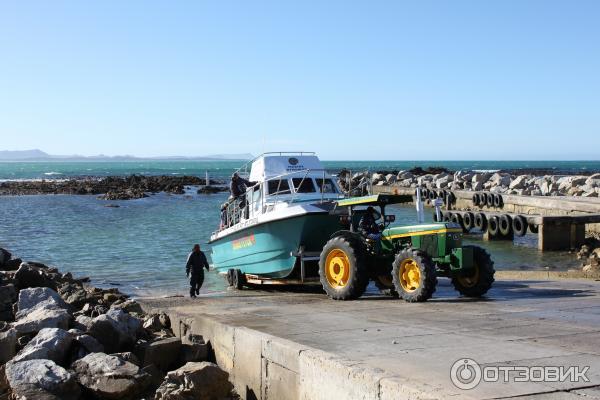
1, 160, 600, 180
0, 191, 580, 297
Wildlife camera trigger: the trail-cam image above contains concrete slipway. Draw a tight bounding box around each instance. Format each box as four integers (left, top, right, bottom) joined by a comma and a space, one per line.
140, 274, 600, 400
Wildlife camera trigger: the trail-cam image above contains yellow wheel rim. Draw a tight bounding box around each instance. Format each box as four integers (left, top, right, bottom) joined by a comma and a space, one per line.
457, 263, 480, 288
325, 249, 350, 288
399, 259, 421, 292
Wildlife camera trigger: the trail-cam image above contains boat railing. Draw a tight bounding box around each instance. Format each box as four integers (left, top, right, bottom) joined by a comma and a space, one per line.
216, 168, 341, 233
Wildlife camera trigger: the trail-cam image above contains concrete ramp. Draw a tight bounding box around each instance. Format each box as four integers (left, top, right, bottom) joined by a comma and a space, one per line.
140, 276, 600, 399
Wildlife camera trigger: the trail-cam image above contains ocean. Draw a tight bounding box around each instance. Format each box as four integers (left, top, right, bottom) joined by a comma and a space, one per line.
0, 160, 589, 297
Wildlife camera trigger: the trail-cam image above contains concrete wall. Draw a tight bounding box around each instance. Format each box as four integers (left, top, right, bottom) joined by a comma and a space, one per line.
168, 311, 438, 400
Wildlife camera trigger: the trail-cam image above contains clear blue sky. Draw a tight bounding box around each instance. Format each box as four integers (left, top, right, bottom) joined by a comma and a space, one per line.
1, 1, 598, 160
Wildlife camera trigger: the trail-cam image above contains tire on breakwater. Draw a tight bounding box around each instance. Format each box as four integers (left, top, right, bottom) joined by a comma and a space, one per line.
463, 212, 475, 232
450, 213, 463, 227
513, 215, 528, 236
479, 192, 487, 206
488, 216, 500, 236
529, 223, 539, 234
486, 193, 495, 207
499, 214, 513, 236
475, 213, 487, 231
443, 212, 452, 222
493, 194, 503, 208
472, 193, 480, 206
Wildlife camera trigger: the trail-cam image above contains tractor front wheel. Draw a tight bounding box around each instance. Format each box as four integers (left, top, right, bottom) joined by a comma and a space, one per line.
392, 249, 437, 302
319, 236, 369, 300
451, 245, 495, 297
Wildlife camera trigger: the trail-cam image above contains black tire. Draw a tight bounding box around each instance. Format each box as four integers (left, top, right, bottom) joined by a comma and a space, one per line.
443, 212, 452, 222
226, 269, 234, 287
428, 190, 436, 200
450, 213, 462, 227
233, 269, 245, 290
472, 193, 480, 206
486, 193, 494, 207
433, 211, 444, 222
421, 188, 429, 199
463, 212, 474, 232
513, 215, 527, 236
319, 236, 369, 300
493, 194, 503, 208
529, 224, 539, 234
447, 192, 456, 205
479, 192, 487, 206
451, 245, 495, 297
374, 274, 399, 298
499, 214, 512, 236
474, 212, 487, 231
488, 216, 499, 236
392, 249, 437, 302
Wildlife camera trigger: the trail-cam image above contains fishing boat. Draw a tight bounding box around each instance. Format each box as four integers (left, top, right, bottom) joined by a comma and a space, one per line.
209, 152, 345, 282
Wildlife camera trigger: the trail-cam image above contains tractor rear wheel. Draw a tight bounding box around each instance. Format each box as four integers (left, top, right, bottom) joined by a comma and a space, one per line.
392, 249, 437, 302
451, 246, 495, 297
373, 274, 399, 298
319, 236, 369, 300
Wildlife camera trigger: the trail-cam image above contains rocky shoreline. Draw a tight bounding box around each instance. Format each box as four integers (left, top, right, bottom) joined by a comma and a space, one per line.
340, 168, 600, 198
0, 248, 237, 400
0, 175, 229, 199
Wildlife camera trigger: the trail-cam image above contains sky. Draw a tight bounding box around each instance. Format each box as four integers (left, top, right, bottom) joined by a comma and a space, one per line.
0, 1, 599, 160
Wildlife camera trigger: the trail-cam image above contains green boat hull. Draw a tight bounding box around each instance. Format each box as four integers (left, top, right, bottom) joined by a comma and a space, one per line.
210, 213, 341, 278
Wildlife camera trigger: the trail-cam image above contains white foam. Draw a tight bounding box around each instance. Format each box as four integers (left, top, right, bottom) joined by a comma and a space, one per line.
43, 172, 63, 176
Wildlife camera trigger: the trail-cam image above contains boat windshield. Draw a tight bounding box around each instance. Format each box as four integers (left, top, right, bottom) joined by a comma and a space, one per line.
292, 178, 316, 193
267, 179, 291, 195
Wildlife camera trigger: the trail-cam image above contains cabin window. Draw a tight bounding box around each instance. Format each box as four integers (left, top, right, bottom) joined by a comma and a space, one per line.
315, 178, 337, 193
267, 179, 291, 195
292, 178, 316, 193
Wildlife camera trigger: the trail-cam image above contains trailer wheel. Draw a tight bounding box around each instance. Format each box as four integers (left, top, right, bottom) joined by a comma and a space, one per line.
451, 245, 495, 297
319, 236, 369, 300
226, 269, 235, 286
233, 269, 245, 290
392, 249, 437, 302
374, 274, 399, 298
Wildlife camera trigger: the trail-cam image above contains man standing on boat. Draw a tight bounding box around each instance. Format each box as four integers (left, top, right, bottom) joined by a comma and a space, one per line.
230, 172, 256, 219
186, 244, 210, 298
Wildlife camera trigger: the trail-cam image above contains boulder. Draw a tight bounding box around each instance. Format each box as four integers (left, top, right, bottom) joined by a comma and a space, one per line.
14, 262, 57, 290
489, 173, 511, 187
509, 175, 529, 190
13, 328, 73, 364
472, 181, 483, 191
112, 351, 141, 366
135, 337, 181, 372
58, 282, 94, 308
74, 315, 94, 331
0, 283, 17, 321
179, 342, 208, 364
72, 352, 149, 399
585, 173, 600, 188
397, 171, 414, 180
12, 305, 71, 335
75, 334, 104, 353
0, 248, 11, 267
385, 173, 396, 184
111, 299, 144, 315
6, 359, 81, 400
16, 287, 68, 317
89, 308, 142, 353
154, 362, 233, 400
0, 328, 17, 364
143, 314, 163, 331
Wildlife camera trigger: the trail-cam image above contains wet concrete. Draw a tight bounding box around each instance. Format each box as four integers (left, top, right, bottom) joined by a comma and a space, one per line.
140, 275, 600, 399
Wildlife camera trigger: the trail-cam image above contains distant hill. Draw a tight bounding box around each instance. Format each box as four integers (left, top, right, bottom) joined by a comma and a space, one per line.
0, 149, 253, 161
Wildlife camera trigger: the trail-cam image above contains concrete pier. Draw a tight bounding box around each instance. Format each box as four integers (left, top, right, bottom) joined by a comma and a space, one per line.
140, 275, 600, 400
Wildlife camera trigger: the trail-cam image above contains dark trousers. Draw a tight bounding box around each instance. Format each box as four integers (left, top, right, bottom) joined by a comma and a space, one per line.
189, 272, 204, 296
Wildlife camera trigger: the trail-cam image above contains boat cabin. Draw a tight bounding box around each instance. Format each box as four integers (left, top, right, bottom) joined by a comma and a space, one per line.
221, 152, 342, 229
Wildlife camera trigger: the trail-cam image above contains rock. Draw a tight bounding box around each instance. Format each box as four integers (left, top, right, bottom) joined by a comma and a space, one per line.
16, 287, 68, 317
472, 173, 491, 184
74, 315, 94, 331
154, 362, 233, 400
489, 173, 511, 187
397, 171, 414, 180
112, 351, 141, 366
585, 173, 600, 188
12, 305, 71, 336
0, 328, 17, 364
159, 313, 170, 329
89, 308, 142, 353
143, 315, 163, 331
371, 173, 383, 184
72, 352, 149, 399
58, 282, 94, 308
14, 262, 58, 290
13, 328, 73, 364
509, 175, 529, 190
179, 342, 208, 364
0, 283, 17, 321
135, 337, 182, 372
6, 359, 81, 400
384, 173, 396, 184
0, 248, 11, 268
142, 363, 165, 389
74, 334, 104, 353
3, 257, 22, 270
582, 191, 598, 198
472, 181, 483, 191
111, 299, 143, 314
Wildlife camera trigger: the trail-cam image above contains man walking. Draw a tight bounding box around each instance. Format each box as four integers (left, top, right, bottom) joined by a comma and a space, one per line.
186, 244, 210, 298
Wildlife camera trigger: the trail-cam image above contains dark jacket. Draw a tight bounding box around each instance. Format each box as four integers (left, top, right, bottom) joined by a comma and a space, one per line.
186, 251, 209, 275
230, 177, 255, 198
359, 213, 380, 236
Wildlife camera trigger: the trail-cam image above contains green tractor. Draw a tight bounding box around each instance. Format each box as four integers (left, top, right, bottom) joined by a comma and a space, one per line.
319, 194, 495, 302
